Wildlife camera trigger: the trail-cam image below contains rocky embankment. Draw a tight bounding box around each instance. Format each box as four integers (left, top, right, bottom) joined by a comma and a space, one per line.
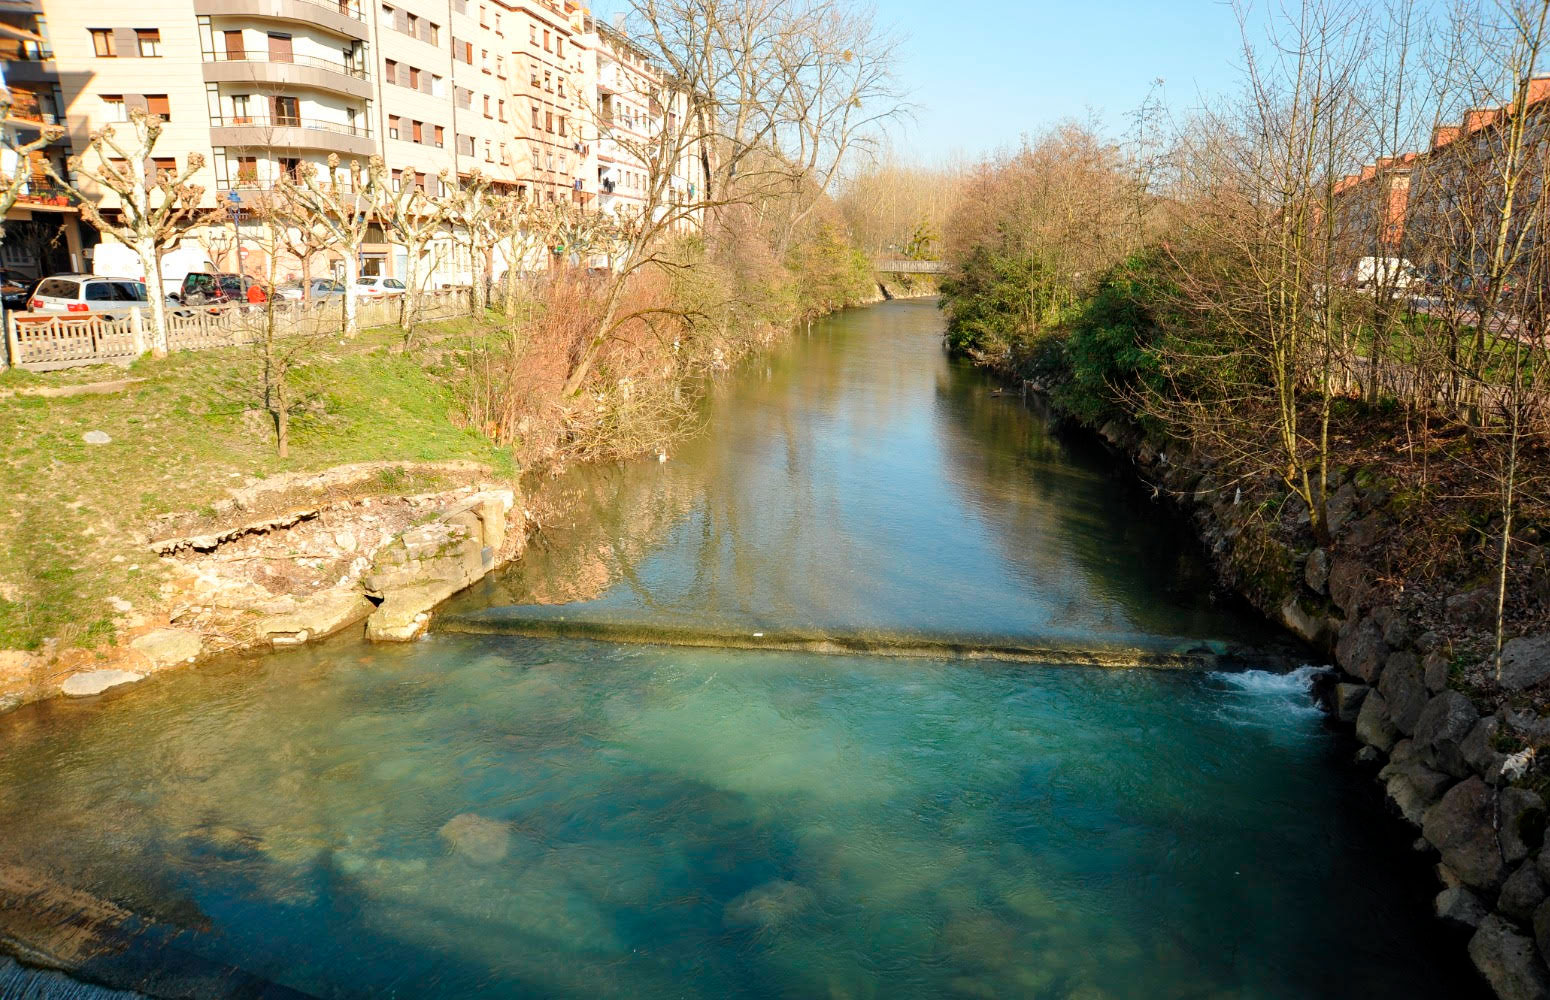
0, 462, 531, 712
1086, 413, 1550, 1000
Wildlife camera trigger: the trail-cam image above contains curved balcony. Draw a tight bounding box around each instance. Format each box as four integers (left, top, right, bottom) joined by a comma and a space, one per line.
209, 115, 376, 158
193, 0, 368, 40
202, 52, 373, 99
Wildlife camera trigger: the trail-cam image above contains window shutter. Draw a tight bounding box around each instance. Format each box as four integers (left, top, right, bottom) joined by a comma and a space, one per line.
113, 28, 139, 58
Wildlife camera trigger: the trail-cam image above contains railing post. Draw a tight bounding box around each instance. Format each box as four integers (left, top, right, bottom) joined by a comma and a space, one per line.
3, 311, 16, 370
129, 307, 146, 358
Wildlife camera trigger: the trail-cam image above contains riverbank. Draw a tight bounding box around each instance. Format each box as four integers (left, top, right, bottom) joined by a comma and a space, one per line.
0, 247, 888, 713
979, 359, 1550, 999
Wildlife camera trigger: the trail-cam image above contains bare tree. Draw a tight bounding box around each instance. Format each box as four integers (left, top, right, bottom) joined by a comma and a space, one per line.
44, 109, 206, 355
283, 153, 377, 337
371, 165, 453, 344
0, 91, 65, 245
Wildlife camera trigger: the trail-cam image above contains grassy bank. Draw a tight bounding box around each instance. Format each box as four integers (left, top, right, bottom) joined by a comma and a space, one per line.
0, 319, 513, 651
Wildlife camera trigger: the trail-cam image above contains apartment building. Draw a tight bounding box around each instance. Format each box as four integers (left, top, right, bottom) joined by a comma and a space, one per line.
6, 0, 703, 284
586, 17, 704, 229
0, 0, 85, 277
1332, 72, 1550, 287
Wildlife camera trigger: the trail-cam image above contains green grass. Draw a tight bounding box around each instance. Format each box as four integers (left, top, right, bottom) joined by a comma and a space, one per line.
0, 319, 513, 650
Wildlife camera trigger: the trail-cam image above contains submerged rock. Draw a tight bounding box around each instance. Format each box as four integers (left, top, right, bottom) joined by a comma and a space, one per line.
723, 879, 816, 930
438, 813, 511, 864
60, 669, 144, 697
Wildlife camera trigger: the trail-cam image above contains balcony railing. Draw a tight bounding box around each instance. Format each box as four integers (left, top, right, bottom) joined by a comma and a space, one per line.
209, 115, 373, 139
15, 180, 73, 205
202, 50, 367, 79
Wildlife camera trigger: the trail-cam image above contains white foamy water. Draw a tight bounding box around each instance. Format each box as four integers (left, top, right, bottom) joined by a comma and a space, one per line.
1207, 665, 1331, 730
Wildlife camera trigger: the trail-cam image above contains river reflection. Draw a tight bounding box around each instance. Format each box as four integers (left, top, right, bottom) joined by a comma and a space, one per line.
460, 299, 1252, 646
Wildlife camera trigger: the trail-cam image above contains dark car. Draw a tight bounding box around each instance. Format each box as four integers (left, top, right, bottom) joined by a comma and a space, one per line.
0, 267, 37, 311
179, 272, 247, 306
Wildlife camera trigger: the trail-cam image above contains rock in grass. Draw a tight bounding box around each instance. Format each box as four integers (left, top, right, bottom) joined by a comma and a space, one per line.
1499, 634, 1550, 692
82, 430, 111, 445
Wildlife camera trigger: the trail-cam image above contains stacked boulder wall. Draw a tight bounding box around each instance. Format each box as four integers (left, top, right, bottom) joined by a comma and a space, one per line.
363, 490, 516, 641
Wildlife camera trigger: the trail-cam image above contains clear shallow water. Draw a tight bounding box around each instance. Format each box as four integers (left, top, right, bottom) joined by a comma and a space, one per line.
0, 301, 1482, 997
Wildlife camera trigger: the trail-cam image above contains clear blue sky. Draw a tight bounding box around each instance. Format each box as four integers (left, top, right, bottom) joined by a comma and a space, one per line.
591, 0, 1251, 164
880, 0, 1245, 162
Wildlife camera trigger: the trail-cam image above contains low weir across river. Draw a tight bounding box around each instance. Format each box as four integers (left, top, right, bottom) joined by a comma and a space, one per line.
0, 300, 1484, 998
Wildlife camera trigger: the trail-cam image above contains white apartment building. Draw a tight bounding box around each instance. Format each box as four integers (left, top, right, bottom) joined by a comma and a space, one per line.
11, 0, 701, 285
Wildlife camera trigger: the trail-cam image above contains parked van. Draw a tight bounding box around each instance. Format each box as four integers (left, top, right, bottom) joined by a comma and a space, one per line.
28, 275, 151, 320
1353, 256, 1423, 290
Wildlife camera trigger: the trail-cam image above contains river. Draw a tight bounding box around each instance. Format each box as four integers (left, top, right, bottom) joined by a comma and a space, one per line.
0, 299, 1482, 998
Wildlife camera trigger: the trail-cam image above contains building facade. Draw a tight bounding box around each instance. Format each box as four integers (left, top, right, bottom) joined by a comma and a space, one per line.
9, 0, 711, 286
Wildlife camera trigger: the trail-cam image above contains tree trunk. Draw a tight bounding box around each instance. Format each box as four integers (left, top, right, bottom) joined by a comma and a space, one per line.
137, 243, 170, 357
342, 252, 360, 338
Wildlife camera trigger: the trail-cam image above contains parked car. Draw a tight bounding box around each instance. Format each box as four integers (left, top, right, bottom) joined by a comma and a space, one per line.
178, 271, 248, 306
0, 267, 36, 310
277, 278, 347, 302
3, 276, 40, 313
352, 276, 406, 298
27, 274, 151, 320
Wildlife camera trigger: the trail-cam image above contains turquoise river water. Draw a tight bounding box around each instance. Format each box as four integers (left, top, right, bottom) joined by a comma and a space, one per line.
0, 299, 1482, 998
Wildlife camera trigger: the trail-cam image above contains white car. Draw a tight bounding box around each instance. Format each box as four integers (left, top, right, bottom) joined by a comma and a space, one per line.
28, 274, 152, 320
352, 276, 406, 298
278, 278, 347, 302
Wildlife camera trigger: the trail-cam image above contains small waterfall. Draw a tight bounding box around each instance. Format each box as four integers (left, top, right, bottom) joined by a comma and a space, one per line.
0, 959, 148, 1000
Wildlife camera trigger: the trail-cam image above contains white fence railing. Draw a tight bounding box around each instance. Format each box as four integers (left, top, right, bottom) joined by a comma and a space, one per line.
3, 289, 475, 372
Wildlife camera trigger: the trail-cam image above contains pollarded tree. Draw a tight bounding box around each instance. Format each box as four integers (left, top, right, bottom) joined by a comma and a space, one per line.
44, 109, 205, 355
445, 171, 499, 313
371, 165, 453, 344
282, 154, 376, 337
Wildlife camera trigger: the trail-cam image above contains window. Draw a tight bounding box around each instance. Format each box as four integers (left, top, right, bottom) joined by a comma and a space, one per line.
433, 124, 444, 147
151, 156, 175, 179
480, 48, 488, 73
224, 30, 245, 59
391, 168, 402, 190
431, 74, 444, 98
384, 58, 397, 83
102, 94, 127, 122
484, 139, 492, 161
415, 171, 426, 191
406, 13, 418, 34
90, 28, 115, 57
545, 111, 553, 133
496, 54, 504, 77
543, 70, 551, 91
235, 155, 258, 183
462, 41, 472, 63
145, 94, 170, 121
494, 11, 501, 33
426, 21, 438, 44
136, 29, 161, 56
543, 29, 550, 51
531, 106, 540, 128
556, 37, 563, 58
267, 32, 292, 63
558, 115, 565, 137
497, 99, 505, 122
231, 94, 251, 122
482, 95, 490, 118
478, 4, 486, 27
388, 114, 400, 139
272, 95, 298, 126
408, 66, 419, 88
558, 78, 565, 98
412, 120, 423, 143
530, 25, 537, 44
